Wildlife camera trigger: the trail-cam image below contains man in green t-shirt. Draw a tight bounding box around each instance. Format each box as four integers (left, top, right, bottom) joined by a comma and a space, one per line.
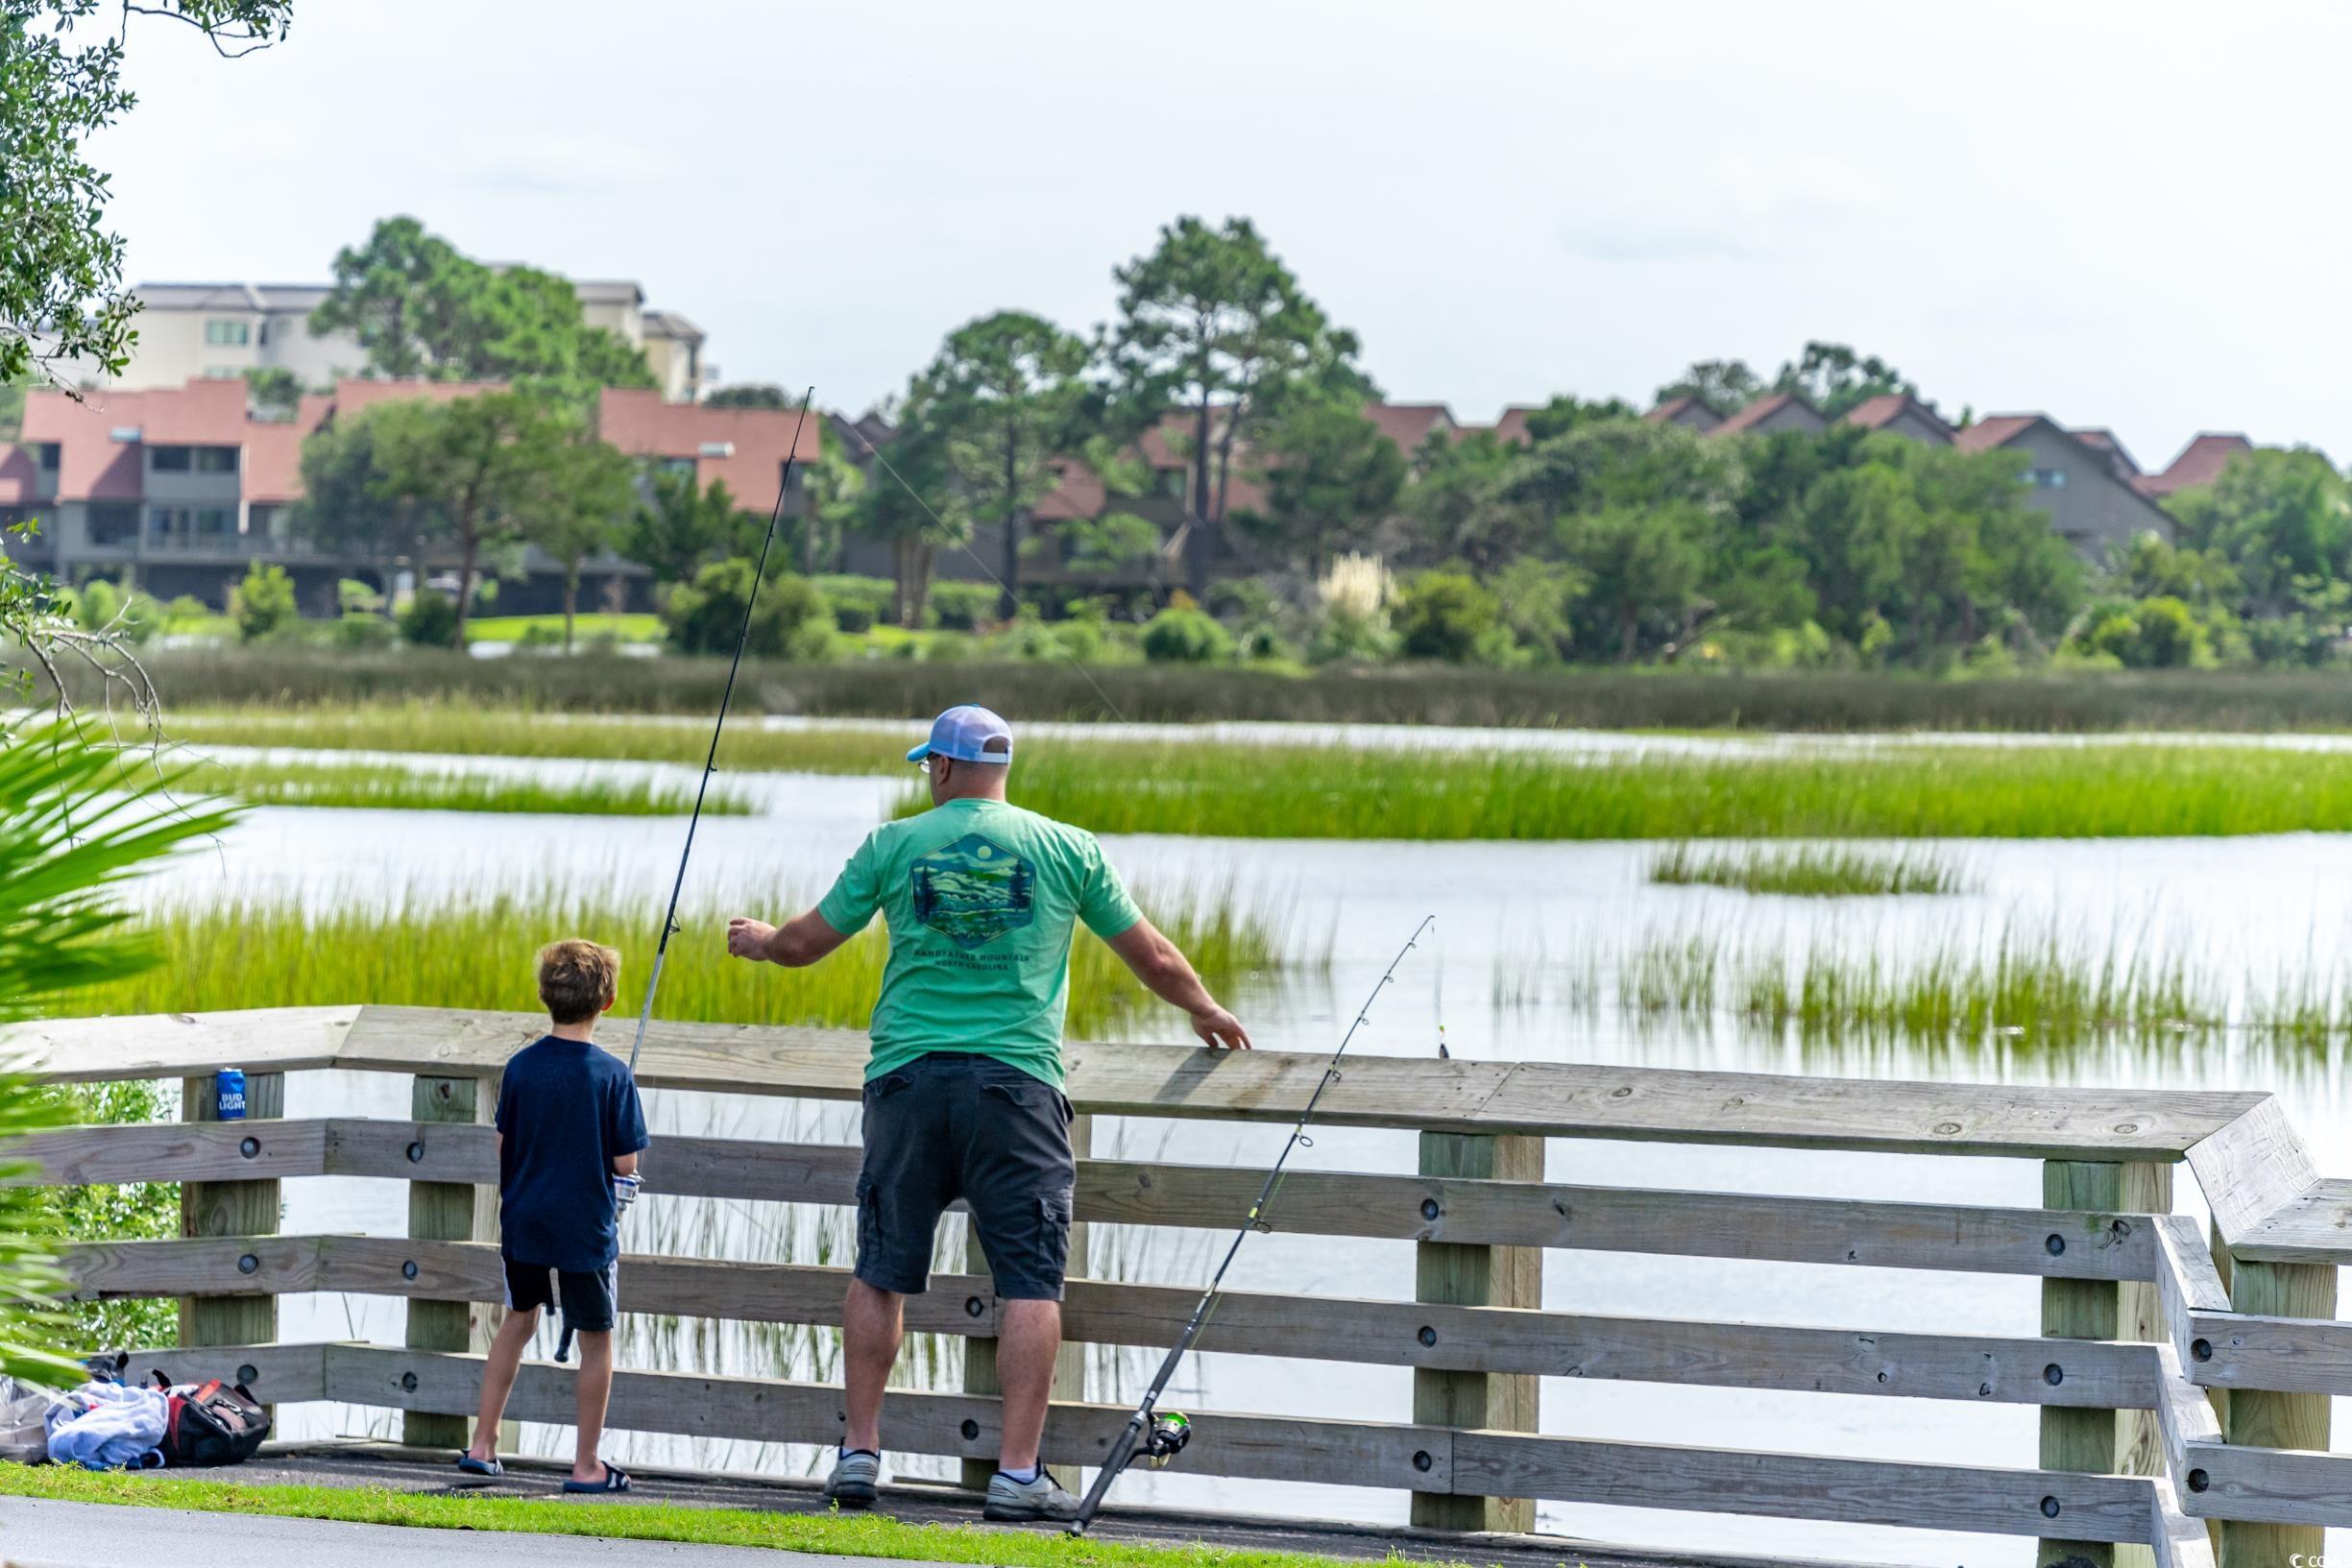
725, 704, 1249, 1522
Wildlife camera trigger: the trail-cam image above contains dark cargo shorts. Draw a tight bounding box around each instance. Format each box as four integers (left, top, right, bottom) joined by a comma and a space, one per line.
854, 1051, 1076, 1301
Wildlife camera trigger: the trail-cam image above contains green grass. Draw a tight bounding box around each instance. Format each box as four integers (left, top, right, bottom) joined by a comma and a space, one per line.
1647, 843, 1967, 895
169, 758, 761, 816
465, 613, 667, 644
168, 702, 2352, 839
0, 1466, 1436, 1568
75, 885, 1298, 1040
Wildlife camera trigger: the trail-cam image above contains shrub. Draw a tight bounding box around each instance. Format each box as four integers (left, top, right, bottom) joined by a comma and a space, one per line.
331, 613, 396, 650
231, 563, 299, 643
929, 581, 997, 631
1306, 603, 1397, 663
1140, 606, 1234, 664
665, 559, 837, 661
337, 578, 386, 616
74, 578, 122, 632
1392, 571, 1499, 662
813, 574, 894, 634
399, 590, 460, 648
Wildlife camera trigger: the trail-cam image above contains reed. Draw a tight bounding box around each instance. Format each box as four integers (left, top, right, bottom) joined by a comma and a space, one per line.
1648, 843, 1968, 896
171, 758, 762, 816
75, 883, 1299, 1040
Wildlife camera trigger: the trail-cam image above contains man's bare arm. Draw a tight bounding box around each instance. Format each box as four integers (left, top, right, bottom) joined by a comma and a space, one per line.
726, 911, 854, 969
1105, 918, 1252, 1049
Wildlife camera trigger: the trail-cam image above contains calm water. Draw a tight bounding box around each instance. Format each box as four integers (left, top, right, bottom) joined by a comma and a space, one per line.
132, 753, 2352, 1568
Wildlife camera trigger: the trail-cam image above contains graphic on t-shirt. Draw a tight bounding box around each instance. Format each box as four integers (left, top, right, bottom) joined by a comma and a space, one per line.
909, 832, 1035, 951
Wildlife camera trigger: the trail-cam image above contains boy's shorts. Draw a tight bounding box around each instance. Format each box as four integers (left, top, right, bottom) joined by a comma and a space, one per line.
502, 1254, 619, 1332
854, 1050, 1076, 1301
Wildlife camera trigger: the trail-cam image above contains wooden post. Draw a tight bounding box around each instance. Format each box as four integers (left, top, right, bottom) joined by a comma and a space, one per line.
179, 1070, 283, 1352
2039, 1160, 2170, 1568
404, 1074, 489, 1449
961, 1114, 1090, 1491
2214, 1239, 2334, 1568
1413, 1130, 1541, 1532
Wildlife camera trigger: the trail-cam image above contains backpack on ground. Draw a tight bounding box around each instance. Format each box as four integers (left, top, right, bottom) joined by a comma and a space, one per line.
145, 1371, 270, 1466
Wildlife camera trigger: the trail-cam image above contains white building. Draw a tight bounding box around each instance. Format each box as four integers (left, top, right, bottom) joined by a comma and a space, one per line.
90, 278, 713, 402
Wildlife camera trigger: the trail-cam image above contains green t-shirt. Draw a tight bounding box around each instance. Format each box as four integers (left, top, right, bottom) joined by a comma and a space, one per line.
816, 797, 1143, 1087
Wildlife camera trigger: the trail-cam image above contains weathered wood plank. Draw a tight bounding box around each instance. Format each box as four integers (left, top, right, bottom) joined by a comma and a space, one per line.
2, 1118, 328, 1185
0, 1006, 356, 1083
179, 1070, 282, 1354
2214, 1242, 2334, 1566
325, 1344, 1458, 1495
1413, 1130, 1540, 1532
118, 1339, 329, 1402
2042, 1160, 2165, 1568
2185, 1310, 2352, 1396
75, 1236, 2160, 1406
2178, 1440, 2352, 1529
2150, 1477, 2219, 1568
2185, 1100, 2316, 1252
1448, 1429, 2155, 1542
2153, 1345, 2222, 1488
2156, 1215, 2232, 1382
403, 1073, 480, 1449
18, 1004, 2267, 1159
28, 1116, 2170, 1279
2220, 1176, 2352, 1265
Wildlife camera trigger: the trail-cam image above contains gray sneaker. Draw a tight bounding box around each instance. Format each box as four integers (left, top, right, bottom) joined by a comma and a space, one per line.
825, 1448, 880, 1508
982, 1468, 1079, 1522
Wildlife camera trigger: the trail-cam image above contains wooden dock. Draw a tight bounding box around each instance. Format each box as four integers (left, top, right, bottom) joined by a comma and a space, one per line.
11, 1003, 2352, 1568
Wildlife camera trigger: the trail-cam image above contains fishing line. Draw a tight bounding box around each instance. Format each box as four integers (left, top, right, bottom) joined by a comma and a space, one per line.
556, 387, 814, 1365
1068, 913, 1437, 1536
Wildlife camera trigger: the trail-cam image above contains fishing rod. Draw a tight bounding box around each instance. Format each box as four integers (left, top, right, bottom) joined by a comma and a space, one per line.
557, 386, 814, 1366
1068, 913, 1438, 1536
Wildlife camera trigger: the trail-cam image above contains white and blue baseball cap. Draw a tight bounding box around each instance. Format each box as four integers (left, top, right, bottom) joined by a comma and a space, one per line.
907, 704, 1015, 765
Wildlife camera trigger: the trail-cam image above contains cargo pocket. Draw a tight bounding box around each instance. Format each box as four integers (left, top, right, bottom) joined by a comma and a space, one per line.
854, 1172, 882, 1262
1035, 1190, 1074, 1291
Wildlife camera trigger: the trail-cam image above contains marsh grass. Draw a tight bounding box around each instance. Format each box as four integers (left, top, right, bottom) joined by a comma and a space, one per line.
172, 758, 762, 816
76, 883, 1299, 1040
164, 701, 2352, 839
1648, 843, 1968, 896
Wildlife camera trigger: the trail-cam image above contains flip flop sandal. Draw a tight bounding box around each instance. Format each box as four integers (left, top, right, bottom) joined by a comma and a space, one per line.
562, 1463, 631, 1494
455, 1454, 503, 1479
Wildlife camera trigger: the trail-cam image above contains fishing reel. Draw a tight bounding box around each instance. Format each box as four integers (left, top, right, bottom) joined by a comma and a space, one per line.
1142, 1411, 1191, 1468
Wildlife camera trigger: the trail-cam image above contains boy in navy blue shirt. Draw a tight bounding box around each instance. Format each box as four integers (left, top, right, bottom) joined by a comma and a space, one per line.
459, 939, 649, 1492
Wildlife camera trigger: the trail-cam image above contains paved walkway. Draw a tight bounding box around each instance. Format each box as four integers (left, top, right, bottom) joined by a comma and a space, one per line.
0, 1496, 950, 1568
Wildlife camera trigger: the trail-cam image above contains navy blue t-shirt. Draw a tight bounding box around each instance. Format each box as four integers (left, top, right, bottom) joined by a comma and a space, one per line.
495, 1035, 649, 1272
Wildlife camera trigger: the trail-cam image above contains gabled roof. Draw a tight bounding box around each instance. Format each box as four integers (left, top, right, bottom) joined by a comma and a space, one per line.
1843, 394, 1957, 443
598, 386, 821, 506
1952, 413, 2043, 452
1711, 390, 1822, 437
1643, 395, 1719, 428
1490, 405, 1539, 446
19, 378, 250, 502
0, 446, 39, 506
2068, 427, 2142, 476
2140, 433, 2254, 497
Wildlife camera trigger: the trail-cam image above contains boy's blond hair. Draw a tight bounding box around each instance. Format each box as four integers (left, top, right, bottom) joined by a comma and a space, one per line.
538, 939, 620, 1025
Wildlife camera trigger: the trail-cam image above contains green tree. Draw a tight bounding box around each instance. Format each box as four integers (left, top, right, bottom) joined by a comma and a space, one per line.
1773, 341, 1920, 419
2166, 447, 2352, 619
1106, 215, 1372, 597
1561, 504, 1705, 662
903, 311, 1091, 618
1401, 427, 1515, 565
1653, 359, 1765, 418
1248, 399, 1406, 572
624, 468, 741, 586
241, 366, 304, 422
521, 437, 638, 650
368, 392, 581, 647
664, 560, 834, 660
704, 384, 795, 409
310, 217, 655, 402
2, 2, 293, 385
293, 404, 444, 581
850, 428, 970, 626
1520, 394, 1640, 444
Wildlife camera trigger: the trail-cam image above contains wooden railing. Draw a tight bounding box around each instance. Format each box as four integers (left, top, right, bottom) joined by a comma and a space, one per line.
9, 1004, 2352, 1568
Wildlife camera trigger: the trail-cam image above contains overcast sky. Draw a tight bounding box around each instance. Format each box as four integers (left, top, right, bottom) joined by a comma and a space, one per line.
98, 1, 2347, 471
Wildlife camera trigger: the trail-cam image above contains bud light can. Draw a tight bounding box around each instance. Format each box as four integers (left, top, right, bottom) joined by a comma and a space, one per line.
215, 1068, 247, 1121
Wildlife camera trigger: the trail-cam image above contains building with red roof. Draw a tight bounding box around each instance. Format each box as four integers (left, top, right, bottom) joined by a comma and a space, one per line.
1842, 395, 1957, 446
1643, 396, 1724, 434
1709, 391, 1828, 439
2137, 433, 2254, 498
0, 376, 818, 613
1953, 413, 2175, 556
